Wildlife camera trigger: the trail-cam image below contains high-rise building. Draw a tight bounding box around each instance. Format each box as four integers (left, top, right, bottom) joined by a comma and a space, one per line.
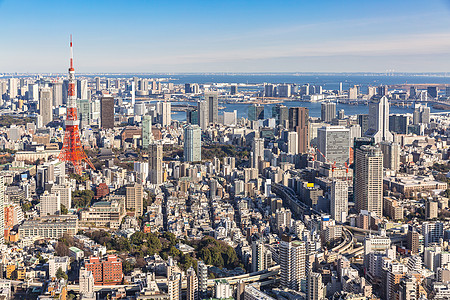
79, 267, 95, 299
317, 126, 350, 166
321, 102, 336, 122
8, 78, 17, 99
272, 104, 289, 127
230, 84, 238, 95
77, 79, 88, 99
187, 109, 199, 125
280, 235, 306, 291
39, 87, 53, 126
389, 114, 409, 134
186, 267, 198, 300
251, 239, 271, 272
157, 101, 171, 127
149, 144, 163, 185
198, 100, 209, 130
427, 86, 438, 98
285, 131, 298, 155
307, 272, 324, 300
84, 255, 123, 285
51, 185, 72, 210
252, 138, 264, 169
126, 183, 143, 217
100, 96, 115, 129
422, 222, 444, 246
357, 114, 369, 136
142, 115, 153, 149
407, 228, 419, 254
184, 125, 202, 162
377, 85, 388, 96
426, 199, 438, 220
380, 141, 400, 171
52, 81, 63, 107
355, 145, 383, 216
289, 107, 309, 154
197, 261, 208, 299
205, 92, 218, 125
413, 104, 430, 125
248, 104, 264, 121
0, 176, 4, 244
95, 77, 101, 91
365, 96, 393, 143
40, 192, 61, 216
331, 180, 348, 223
77, 99, 91, 127
28, 84, 39, 100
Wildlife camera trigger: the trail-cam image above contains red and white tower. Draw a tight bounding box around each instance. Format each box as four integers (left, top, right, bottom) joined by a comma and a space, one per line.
58, 35, 95, 175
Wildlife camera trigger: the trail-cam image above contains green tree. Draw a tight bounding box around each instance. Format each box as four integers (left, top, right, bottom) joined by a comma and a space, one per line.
55, 267, 68, 280
60, 204, 68, 215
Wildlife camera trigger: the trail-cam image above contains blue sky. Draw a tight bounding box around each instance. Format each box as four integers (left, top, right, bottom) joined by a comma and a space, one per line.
1, 0, 450, 73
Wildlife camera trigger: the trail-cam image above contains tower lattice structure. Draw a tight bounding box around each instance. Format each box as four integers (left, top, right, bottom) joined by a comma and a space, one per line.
58, 36, 95, 175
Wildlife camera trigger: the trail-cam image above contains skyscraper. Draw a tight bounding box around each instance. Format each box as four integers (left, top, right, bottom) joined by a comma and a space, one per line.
126, 183, 143, 217
95, 77, 101, 91
321, 102, 336, 122
389, 114, 409, 134
285, 131, 298, 155
331, 180, 348, 223
317, 126, 350, 166
357, 114, 369, 136
197, 261, 208, 299
248, 104, 264, 121
365, 96, 393, 143
142, 115, 153, 149
413, 104, 430, 125
205, 92, 218, 125
272, 104, 289, 127
39, 87, 53, 126
252, 138, 264, 169
198, 100, 209, 130
279, 235, 306, 291
251, 239, 271, 272
355, 145, 383, 216
79, 268, 95, 299
8, 78, 17, 99
157, 101, 171, 127
289, 107, 309, 154
149, 144, 163, 185
100, 96, 115, 129
380, 141, 400, 171
184, 125, 202, 162
52, 81, 63, 107
77, 79, 88, 99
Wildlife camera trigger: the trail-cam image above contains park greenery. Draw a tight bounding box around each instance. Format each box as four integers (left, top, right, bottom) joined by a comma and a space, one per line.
72, 190, 95, 208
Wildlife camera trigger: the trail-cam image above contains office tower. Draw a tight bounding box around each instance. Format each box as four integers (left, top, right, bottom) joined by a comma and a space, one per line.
422, 222, 444, 246
222, 110, 237, 126
95, 77, 101, 91
348, 86, 358, 99
377, 85, 388, 96
289, 107, 309, 154
365, 96, 393, 143
77, 79, 88, 99
157, 101, 171, 127
286, 131, 298, 155
409, 86, 417, 98
135, 103, 146, 116
280, 235, 306, 291
251, 239, 270, 272
198, 100, 209, 130
248, 104, 264, 121
186, 267, 198, 300
185, 83, 192, 94
187, 109, 199, 125
0, 176, 4, 243
426, 199, 438, 220
317, 126, 350, 166
62, 80, 69, 104
413, 104, 430, 125
355, 145, 383, 216
8, 78, 17, 99
126, 183, 143, 217
272, 104, 289, 126
357, 114, 369, 136
77, 99, 90, 127
149, 144, 163, 185
307, 272, 324, 300
52, 81, 63, 107
51, 185, 72, 210
331, 180, 348, 223
380, 141, 400, 171
277, 84, 291, 97
321, 102, 336, 122
39, 87, 53, 126
230, 84, 238, 95
184, 125, 202, 162
100, 96, 115, 129
446, 86, 450, 97
28, 84, 39, 100
205, 92, 218, 125
427, 86, 438, 98
142, 115, 153, 149
389, 114, 409, 134
300, 84, 310, 96
264, 83, 275, 97
368, 86, 377, 98
40, 192, 61, 216
197, 261, 208, 299
79, 268, 95, 299
252, 138, 264, 169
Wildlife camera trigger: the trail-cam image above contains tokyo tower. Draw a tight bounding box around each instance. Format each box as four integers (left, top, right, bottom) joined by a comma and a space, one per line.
58, 36, 95, 175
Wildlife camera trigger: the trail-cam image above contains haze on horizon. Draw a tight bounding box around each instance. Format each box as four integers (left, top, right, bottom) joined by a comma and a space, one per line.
1, 0, 450, 74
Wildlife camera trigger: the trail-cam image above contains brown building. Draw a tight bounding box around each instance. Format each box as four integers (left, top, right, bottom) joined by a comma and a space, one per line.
125, 183, 143, 217
383, 197, 404, 220
288, 107, 309, 154
407, 229, 420, 254
100, 96, 115, 129
96, 183, 110, 199
85, 255, 123, 285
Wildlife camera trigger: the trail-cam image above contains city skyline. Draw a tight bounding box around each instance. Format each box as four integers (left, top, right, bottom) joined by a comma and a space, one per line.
1, 0, 450, 73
